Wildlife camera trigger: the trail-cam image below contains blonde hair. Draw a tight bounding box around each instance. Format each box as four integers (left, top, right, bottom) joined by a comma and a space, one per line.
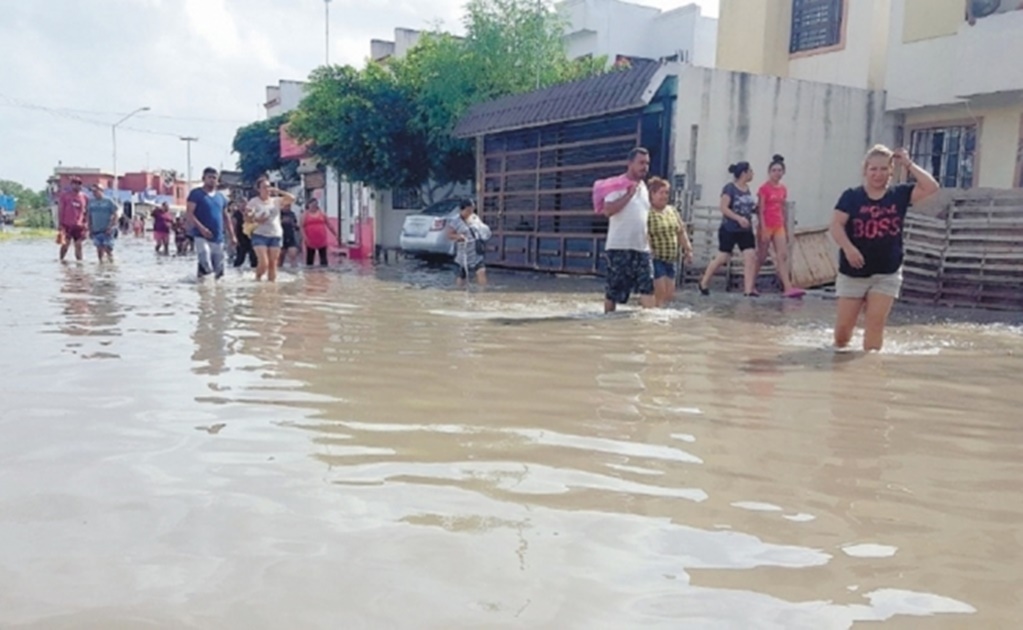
864, 144, 893, 167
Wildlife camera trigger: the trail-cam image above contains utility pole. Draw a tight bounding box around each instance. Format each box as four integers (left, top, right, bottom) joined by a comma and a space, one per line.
324, 0, 332, 66
180, 136, 198, 192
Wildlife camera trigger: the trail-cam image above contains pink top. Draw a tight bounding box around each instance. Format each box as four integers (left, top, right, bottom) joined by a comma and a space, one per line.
302, 211, 330, 249
757, 182, 787, 229
592, 174, 633, 214
58, 191, 88, 227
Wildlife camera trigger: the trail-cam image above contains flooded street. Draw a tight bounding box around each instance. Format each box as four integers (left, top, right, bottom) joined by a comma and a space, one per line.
1, 235, 1022, 629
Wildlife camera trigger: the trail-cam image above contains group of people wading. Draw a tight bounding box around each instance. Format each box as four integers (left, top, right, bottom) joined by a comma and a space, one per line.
56, 167, 339, 282
594, 144, 939, 351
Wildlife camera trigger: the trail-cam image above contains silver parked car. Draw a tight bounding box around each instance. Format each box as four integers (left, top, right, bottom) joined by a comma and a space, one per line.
398, 198, 463, 258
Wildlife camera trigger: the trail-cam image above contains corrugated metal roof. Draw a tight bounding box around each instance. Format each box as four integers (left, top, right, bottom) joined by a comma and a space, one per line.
453, 59, 665, 138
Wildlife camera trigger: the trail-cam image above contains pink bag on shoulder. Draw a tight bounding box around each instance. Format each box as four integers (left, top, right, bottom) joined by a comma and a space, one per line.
592, 175, 633, 214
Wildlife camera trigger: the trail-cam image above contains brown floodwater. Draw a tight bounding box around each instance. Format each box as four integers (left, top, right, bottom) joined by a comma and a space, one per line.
1, 235, 1022, 629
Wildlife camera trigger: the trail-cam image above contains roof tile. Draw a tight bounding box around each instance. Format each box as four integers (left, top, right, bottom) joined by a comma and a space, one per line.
453, 59, 663, 137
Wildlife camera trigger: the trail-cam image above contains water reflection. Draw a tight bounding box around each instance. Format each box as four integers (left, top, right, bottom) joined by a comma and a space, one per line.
56, 265, 124, 341
0, 238, 1021, 627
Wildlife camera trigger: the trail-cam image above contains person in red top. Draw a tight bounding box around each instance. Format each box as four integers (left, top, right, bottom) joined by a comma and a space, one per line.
300, 197, 336, 266
57, 176, 89, 262
756, 155, 803, 298
152, 202, 173, 255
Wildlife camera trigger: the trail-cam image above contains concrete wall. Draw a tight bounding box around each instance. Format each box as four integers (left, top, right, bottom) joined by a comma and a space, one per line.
673, 66, 893, 228
559, 0, 716, 65
904, 102, 1023, 188
264, 80, 308, 118
887, 0, 1023, 109
376, 182, 473, 249
370, 39, 395, 61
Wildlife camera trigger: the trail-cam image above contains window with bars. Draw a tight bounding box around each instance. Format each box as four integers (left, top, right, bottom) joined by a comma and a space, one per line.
790, 0, 843, 54
909, 125, 977, 189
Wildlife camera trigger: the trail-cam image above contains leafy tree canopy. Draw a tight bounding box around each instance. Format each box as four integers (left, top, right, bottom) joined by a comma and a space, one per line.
231, 115, 298, 184
288, 0, 607, 192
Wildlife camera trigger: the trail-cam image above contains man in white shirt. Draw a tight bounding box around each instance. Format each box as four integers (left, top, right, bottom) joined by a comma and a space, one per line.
601, 148, 655, 313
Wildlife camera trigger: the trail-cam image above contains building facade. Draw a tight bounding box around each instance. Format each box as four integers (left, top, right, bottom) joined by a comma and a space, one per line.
559, 0, 717, 66
886, 0, 1023, 189
716, 0, 1023, 190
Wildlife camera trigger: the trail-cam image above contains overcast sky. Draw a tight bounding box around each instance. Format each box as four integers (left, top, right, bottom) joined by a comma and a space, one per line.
0, 0, 717, 191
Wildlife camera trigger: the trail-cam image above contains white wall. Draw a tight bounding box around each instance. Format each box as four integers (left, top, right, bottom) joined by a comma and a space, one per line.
887, 0, 1023, 110
559, 0, 716, 65
393, 28, 422, 58
265, 80, 308, 118
673, 66, 894, 228
788, 0, 889, 90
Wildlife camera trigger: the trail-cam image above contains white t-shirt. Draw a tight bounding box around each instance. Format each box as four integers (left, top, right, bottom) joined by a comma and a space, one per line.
603, 181, 650, 252
247, 196, 282, 238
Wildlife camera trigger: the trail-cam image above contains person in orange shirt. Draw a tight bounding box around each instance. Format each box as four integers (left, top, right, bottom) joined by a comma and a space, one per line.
756, 155, 804, 298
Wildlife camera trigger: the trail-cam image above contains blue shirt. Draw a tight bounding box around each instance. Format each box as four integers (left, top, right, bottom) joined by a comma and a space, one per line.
188, 187, 228, 242
87, 197, 118, 234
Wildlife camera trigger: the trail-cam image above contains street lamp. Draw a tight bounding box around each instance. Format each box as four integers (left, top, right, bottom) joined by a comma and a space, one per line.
179, 136, 198, 193
324, 0, 332, 65
112, 106, 150, 204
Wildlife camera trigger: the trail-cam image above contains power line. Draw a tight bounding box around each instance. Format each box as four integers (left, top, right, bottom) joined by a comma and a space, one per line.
0, 94, 252, 125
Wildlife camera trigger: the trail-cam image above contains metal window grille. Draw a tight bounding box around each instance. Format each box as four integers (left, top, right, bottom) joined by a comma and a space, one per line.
789, 0, 843, 53
909, 125, 977, 189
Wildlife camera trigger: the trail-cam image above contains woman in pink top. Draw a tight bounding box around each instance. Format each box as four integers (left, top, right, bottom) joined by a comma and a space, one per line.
300, 198, 336, 266
756, 155, 803, 298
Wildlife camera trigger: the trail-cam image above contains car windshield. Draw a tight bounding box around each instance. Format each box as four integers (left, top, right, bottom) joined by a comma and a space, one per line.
420, 200, 460, 216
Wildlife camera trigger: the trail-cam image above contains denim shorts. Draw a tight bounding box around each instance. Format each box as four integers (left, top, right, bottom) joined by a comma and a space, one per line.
653, 259, 677, 280
251, 234, 282, 248
91, 231, 116, 249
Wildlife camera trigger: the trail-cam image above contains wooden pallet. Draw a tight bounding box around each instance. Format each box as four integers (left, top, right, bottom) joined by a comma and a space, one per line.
903, 188, 1023, 309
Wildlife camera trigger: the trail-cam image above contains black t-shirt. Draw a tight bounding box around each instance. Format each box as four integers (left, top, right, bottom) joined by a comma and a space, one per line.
835, 183, 915, 277
280, 209, 298, 240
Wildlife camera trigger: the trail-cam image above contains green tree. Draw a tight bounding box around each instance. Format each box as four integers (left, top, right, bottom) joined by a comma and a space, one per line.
0, 179, 47, 211
290, 63, 430, 190
291, 0, 607, 191
231, 115, 298, 183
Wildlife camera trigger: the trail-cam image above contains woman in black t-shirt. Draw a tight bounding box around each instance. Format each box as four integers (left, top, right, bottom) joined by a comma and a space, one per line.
829, 144, 939, 351
698, 161, 760, 296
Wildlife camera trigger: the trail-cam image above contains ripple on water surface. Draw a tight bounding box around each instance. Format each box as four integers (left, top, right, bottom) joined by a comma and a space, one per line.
0, 237, 1020, 627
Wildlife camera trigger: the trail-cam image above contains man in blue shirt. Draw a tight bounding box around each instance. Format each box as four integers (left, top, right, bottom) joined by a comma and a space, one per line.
87, 184, 120, 263
186, 167, 235, 279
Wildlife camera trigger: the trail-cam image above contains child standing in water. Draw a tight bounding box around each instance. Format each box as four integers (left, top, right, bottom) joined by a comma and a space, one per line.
756, 155, 804, 298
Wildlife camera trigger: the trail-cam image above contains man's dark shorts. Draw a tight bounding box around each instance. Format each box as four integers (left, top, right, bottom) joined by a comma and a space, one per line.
605, 250, 654, 304
61, 224, 85, 242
